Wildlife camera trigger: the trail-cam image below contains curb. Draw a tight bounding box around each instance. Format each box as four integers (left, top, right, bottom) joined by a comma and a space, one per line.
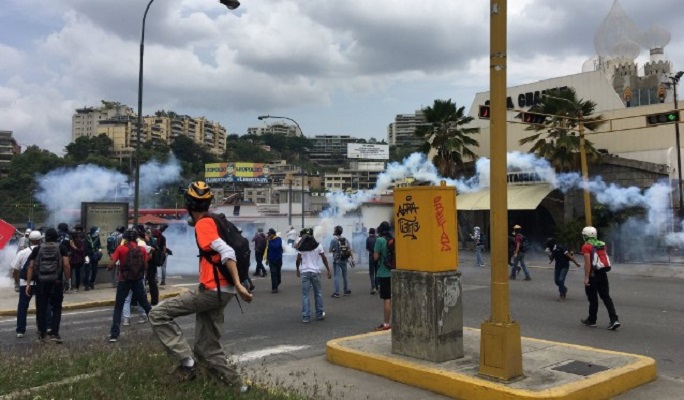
326, 329, 657, 400
0, 288, 188, 317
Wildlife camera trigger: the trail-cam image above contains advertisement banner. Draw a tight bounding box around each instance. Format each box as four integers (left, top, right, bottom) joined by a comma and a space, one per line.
205, 163, 270, 183
347, 143, 389, 160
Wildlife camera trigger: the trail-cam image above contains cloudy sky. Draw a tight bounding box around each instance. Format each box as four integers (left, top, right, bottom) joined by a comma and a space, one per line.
1, 0, 683, 154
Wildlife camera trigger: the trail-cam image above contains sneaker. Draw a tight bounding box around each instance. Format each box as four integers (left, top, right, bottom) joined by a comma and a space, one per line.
302, 318, 310, 323
271, 289, 278, 294
84, 286, 90, 291
608, 320, 621, 330
239, 384, 251, 394
16, 333, 25, 338
581, 318, 597, 327
175, 365, 198, 381
109, 336, 118, 343
370, 289, 377, 295
138, 316, 148, 324
344, 290, 352, 296
48, 334, 63, 344
557, 294, 566, 302
317, 312, 326, 321
160, 282, 166, 286
375, 323, 391, 331
524, 276, 532, 281
331, 293, 340, 298
123, 318, 130, 326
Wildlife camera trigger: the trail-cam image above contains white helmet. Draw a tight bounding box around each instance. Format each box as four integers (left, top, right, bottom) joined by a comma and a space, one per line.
582, 226, 597, 238
28, 231, 43, 241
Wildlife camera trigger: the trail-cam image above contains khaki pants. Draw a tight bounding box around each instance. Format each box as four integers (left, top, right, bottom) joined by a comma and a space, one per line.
149, 288, 239, 385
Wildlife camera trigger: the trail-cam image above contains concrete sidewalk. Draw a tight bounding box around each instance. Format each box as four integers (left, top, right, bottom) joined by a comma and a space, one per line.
326, 329, 655, 400
0, 283, 186, 317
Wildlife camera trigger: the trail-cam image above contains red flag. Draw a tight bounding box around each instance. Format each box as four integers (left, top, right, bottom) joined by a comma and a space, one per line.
0, 219, 18, 250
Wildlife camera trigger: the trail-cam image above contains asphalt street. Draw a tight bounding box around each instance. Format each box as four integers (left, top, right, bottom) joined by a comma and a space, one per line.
1, 251, 683, 399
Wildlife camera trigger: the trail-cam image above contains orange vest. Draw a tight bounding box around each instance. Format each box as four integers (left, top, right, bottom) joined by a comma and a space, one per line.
195, 217, 229, 290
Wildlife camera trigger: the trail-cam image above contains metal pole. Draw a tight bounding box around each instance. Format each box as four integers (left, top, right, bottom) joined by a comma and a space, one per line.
480, 0, 523, 381
578, 121, 592, 226
134, 0, 155, 228
301, 170, 305, 229
673, 79, 684, 221
288, 178, 292, 226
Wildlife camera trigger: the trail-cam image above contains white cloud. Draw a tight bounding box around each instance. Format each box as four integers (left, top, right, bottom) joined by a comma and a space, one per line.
0, 0, 682, 154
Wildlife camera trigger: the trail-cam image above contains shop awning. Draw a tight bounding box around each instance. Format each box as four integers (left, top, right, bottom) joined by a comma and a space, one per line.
456, 184, 556, 211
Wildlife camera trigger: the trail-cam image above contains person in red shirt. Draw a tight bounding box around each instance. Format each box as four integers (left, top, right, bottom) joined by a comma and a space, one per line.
580, 226, 620, 330
106, 229, 151, 342
149, 181, 252, 394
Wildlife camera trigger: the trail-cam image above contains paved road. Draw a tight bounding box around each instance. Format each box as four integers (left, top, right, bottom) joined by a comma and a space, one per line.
1, 252, 683, 398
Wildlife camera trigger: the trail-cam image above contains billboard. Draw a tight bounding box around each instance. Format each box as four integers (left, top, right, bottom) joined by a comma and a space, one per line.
347, 143, 389, 160
205, 162, 270, 183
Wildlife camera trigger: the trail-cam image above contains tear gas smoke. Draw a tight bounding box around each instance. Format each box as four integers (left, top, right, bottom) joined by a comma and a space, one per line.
322, 152, 679, 247
34, 155, 182, 225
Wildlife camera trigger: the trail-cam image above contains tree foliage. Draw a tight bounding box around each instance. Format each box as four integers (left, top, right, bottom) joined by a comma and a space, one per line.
415, 99, 480, 178
519, 87, 605, 172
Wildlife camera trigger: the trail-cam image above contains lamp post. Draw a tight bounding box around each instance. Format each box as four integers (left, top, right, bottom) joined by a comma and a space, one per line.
133, 0, 241, 227
668, 71, 684, 220
257, 115, 306, 228
28, 189, 36, 227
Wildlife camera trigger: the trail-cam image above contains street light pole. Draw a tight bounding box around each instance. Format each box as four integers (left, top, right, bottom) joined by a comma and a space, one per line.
257, 115, 306, 227
133, 0, 241, 227
133, 0, 155, 228
669, 71, 684, 221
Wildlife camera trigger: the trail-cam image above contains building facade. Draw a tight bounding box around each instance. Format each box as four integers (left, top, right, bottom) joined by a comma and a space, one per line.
73, 103, 227, 158
387, 111, 430, 148
309, 135, 360, 167
0, 130, 20, 177
247, 122, 302, 137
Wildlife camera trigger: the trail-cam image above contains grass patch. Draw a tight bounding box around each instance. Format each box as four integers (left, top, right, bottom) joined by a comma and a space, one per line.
0, 332, 312, 400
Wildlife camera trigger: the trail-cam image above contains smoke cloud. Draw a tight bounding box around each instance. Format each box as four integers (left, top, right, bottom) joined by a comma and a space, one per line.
34, 154, 182, 225
322, 152, 678, 248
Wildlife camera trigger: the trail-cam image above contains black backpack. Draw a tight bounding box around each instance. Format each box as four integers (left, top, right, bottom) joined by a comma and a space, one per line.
520, 235, 531, 253
36, 243, 64, 283
151, 236, 166, 267
337, 237, 352, 261
121, 243, 145, 281
198, 213, 251, 300
384, 235, 396, 270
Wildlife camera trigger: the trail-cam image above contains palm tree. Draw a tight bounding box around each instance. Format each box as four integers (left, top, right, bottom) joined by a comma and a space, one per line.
415, 99, 480, 178
519, 88, 605, 172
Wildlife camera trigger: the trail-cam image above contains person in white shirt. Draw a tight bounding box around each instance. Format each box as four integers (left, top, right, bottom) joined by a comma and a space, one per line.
295, 228, 331, 323
11, 230, 43, 338
286, 226, 298, 247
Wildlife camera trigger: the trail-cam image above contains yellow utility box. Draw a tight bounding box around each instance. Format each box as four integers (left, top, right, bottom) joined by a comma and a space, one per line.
393, 184, 458, 272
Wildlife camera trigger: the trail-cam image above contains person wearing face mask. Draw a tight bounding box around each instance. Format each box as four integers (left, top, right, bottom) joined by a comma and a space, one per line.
83, 226, 102, 291
545, 237, 580, 302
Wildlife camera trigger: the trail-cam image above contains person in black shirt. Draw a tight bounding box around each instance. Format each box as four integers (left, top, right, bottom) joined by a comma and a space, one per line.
545, 237, 580, 301
26, 228, 71, 343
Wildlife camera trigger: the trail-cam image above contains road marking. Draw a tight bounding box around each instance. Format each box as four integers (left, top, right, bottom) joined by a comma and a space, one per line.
0, 372, 100, 400
235, 345, 310, 362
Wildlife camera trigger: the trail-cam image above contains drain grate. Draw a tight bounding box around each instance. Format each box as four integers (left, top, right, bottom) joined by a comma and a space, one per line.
551, 360, 610, 376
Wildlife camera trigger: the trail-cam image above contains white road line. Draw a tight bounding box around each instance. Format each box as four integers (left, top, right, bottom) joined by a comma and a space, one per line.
235, 345, 310, 362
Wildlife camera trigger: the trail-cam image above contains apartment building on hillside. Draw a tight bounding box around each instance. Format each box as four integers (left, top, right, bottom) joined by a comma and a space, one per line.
387, 111, 430, 149
0, 130, 20, 177
73, 102, 227, 159
247, 121, 302, 137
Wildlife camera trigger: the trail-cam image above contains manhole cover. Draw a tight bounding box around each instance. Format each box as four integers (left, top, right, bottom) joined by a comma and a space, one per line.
551, 360, 610, 376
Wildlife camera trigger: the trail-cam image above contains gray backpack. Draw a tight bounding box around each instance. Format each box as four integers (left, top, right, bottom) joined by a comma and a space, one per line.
36, 242, 63, 283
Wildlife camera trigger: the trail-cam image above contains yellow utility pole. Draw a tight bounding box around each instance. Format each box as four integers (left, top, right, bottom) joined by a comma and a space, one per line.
578, 121, 592, 226
479, 0, 523, 381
